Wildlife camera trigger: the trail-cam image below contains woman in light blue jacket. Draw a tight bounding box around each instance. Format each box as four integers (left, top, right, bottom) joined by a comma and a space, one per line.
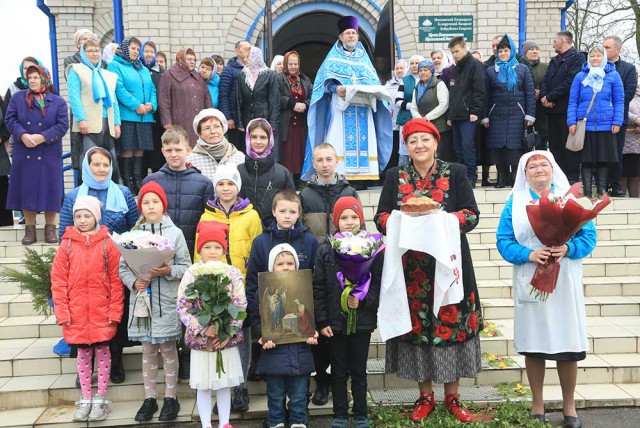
567, 44, 624, 196
107, 37, 157, 194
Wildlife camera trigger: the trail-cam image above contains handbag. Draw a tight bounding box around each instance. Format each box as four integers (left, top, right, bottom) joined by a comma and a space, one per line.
566, 92, 597, 152
522, 126, 542, 150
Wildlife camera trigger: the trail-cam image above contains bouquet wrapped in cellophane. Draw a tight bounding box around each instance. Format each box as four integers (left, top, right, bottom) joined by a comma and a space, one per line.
114, 231, 176, 329
526, 182, 610, 300
329, 231, 385, 335
183, 261, 246, 377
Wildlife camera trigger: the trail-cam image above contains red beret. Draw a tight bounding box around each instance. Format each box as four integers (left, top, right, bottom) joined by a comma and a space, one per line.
196, 222, 229, 254
333, 196, 364, 230
402, 118, 441, 142
137, 181, 168, 213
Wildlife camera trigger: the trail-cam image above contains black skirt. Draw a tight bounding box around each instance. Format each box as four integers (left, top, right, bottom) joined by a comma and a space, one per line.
623, 154, 640, 177
581, 131, 618, 164
519, 351, 586, 362
488, 147, 525, 166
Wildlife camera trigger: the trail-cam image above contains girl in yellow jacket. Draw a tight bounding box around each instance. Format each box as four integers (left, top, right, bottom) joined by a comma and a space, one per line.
194, 164, 262, 413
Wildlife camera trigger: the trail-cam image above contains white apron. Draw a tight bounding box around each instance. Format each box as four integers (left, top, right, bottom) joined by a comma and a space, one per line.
511, 189, 589, 354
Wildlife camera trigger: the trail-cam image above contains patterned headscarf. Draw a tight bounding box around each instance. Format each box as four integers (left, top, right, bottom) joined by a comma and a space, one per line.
102, 43, 118, 64
582, 45, 607, 93
19, 57, 43, 87
245, 118, 275, 159
417, 60, 437, 101
176, 48, 196, 72
115, 37, 142, 70
25, 65, 55, 117
141, 41, 157, 68
243, 46, 269, 90
283, 51, 301, 77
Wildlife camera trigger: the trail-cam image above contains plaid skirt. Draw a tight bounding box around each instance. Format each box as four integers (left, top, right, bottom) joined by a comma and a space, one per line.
118, 121, 154, 152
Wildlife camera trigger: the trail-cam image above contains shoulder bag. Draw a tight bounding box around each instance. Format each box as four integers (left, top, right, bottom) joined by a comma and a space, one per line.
566, 92, 597, 152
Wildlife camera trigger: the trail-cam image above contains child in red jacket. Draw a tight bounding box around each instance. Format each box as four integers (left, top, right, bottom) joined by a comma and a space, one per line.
51, 195, 124, 422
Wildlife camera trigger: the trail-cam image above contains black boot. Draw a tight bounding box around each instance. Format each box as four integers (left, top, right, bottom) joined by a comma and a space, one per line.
230, 386, 250, 413
110, 350, 125, 383
581, 167, 593, 198
121, 157, 134, 192
158, 397, 180, 421
135, 397, 158, 422
311, 381, 330, 406
481, 171, 494, 187
178, 350, 190, 381
132, 156, 145, 195
247, 342, 263, 381
495, 166, 507, 188
509, 165, 518, 187
596, 167, 608, 196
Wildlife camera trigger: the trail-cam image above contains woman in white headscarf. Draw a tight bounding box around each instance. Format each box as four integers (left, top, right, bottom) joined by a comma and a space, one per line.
270, 55, 284, 73
384, 59, 408, 171
568, 44, 624, 197
496, 150, 596, 428
394, 55, 424, 167
237, 47, 281, 159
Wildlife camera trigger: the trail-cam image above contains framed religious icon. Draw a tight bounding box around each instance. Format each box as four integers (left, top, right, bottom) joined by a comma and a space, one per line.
258, 269, 315, 345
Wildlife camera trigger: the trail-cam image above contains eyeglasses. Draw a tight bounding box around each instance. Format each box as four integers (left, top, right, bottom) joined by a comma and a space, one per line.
85, 49, 100, 53
526, 163, 551, 171
201, 125, 223, 133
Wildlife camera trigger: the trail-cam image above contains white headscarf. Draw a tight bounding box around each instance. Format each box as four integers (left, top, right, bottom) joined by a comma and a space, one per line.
511, 150, 570, 198
270, 55, 284, 72
432, 49, 452, 73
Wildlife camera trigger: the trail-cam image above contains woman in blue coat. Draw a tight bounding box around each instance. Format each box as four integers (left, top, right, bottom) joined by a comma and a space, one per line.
58, 146, 139, 383
568, 45, 624, 196
481, 34, 536, 188
107, 37, 157, 194
4, 65, 69, 245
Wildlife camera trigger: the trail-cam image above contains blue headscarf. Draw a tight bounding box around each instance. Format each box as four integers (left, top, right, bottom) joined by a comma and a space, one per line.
141, 41, 157, 68
19, 57, 43, 87
80, 46, 112, 108
582, 45, 607, 93
417, 60, 436, 102
77, 148, 128, 213
115, 37, 143, 71
496, 34, 518, 92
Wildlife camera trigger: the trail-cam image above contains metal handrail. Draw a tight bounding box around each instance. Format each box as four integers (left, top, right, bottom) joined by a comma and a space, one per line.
61, 151, 77, 194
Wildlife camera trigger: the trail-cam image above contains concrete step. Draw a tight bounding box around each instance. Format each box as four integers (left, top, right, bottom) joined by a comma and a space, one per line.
476, 276, 640, 299
471, 240, 640, 261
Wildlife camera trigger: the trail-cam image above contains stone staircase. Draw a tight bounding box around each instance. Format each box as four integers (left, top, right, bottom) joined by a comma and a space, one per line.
1, 187, 640, 426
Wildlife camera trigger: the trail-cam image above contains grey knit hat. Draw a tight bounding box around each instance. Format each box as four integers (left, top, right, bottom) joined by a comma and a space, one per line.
522, 41, 539, 55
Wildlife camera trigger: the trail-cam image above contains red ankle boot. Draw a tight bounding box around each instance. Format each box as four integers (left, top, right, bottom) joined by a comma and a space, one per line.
445, 393, 473, 422
410, 391, 436, 421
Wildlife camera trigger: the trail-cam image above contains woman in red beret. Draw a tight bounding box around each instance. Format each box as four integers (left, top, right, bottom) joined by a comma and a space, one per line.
374, 118, 482, 423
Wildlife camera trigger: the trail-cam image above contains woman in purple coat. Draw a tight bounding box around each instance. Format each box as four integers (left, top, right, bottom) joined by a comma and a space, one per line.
5, 65, 68, 245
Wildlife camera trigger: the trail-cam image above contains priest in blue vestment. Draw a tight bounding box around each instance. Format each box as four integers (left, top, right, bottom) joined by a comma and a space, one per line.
302, 16, 393, 181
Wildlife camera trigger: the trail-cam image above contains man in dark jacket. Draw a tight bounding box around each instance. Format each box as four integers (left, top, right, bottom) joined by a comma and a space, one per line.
539, 31, 586, 183
604, 35, 638, 196
218, 40, 251, 152
447, 36, 486, 186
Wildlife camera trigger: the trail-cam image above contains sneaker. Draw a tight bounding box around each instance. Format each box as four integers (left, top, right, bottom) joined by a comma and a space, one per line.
134, 397, 158, 422
331, 417, 349, 428
290, 424, 307, 428
72, 395, 92, 421
88, 394, 111, 421
353, 416, 371, 428
230, 386, 249, 413
269, 424, 285, 428
222, 424, 234, 428
158, 396, 180, 421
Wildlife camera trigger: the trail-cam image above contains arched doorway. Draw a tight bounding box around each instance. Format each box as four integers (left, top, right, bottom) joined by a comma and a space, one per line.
269, 12, 374, 82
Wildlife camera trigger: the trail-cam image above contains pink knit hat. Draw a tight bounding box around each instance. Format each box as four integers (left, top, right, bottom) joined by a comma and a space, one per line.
73, 195, 103, 226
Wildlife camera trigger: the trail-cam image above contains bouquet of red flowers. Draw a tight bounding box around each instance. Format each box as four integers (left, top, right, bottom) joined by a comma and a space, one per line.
526, 182, 610, 300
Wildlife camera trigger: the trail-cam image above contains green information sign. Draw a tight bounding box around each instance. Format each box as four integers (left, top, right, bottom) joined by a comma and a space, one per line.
418, 15, 474, 43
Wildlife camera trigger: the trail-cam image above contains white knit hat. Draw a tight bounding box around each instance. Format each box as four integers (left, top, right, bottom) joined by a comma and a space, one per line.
268, 243, 300, 272
192, 108, 228, 135
211, 164, 242, 192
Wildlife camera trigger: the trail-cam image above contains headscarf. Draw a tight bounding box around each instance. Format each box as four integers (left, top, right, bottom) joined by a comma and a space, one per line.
496, 34, 519, 92
19, 57, 44, 87
283, 51, 300, 77
270, 55, 284, 72
408, 54, 425, 79
74, 29, 96, 49
416, 60, 437, 103
510, 150, 569, 198
102, 43, 118, 64
115, 37, 142, 70
432, 49, 451, 73
141, 41, 157, 68
77, 147, 129, 214
176, 48, 196, 72
392, 59, 409, 83
582, 45, 607, 93
245, 118, 275, 159
80, 45, 112, 108
242, 46, 269, 91
25, 66, 55, 117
